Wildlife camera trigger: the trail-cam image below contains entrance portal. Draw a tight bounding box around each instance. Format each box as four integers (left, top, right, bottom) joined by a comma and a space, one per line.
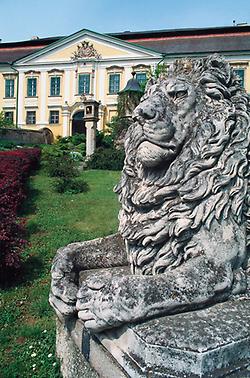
72, 111, 86, 135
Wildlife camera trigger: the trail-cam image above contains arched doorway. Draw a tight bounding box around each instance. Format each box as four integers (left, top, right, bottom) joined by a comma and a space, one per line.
72, 111, 86, 135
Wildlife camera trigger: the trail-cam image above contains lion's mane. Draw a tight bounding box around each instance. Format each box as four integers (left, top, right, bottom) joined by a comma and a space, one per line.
115, 55, 250, 275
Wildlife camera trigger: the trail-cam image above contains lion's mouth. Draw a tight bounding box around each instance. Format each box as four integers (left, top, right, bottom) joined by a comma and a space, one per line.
144, 137, 177, 150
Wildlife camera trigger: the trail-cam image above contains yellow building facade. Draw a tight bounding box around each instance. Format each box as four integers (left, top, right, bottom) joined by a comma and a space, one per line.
0, 26, 250, 138
0, 29, 161, 138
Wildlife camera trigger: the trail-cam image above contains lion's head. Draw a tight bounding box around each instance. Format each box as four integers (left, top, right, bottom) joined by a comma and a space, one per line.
115, 55, 250, 276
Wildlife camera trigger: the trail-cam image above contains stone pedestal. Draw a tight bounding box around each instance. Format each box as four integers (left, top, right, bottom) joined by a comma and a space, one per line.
56, 271, 250, 378
85, 121, 96, 157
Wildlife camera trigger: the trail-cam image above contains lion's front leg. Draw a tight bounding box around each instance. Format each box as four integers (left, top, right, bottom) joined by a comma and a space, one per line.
76, 271, 151, 332
76, 256, 234, 332
50, 234, 127, 320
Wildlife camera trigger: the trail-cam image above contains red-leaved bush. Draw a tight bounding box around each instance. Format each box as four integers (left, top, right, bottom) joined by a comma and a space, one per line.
0, 148, 41, 283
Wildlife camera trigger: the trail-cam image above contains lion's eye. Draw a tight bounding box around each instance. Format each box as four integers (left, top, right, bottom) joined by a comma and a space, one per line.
168, 90, 187, 101
176, 90, 187, 98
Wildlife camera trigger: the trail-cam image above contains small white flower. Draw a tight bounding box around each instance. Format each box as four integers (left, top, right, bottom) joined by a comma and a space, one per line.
29, 345, 33, 349
53, 362, 56, 367
43, 330, 47, 333
31, 353, 37, 357
32, 364, 36, 368
48, 353, 52, 358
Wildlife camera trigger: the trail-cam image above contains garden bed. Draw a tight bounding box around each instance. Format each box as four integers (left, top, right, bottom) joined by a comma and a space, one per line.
0, 168, 120, 377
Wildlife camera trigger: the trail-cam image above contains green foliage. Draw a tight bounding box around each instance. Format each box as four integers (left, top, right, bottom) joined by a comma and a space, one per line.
55, 133, 86, 158
0, 111, 15, 128
87, 147, 125, 171
117, 90, 143, 118
42, 145, 88, 194
96, 130, 114, 148
43, 151, 79, 179
53, 176, 89, 194
106, 116, 132, 142
148, 62, 168, 81
0, 141, 17, 150
57, 133, 86, 146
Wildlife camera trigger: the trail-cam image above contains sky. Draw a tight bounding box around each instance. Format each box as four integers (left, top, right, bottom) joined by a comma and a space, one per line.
1, 0, 250, 43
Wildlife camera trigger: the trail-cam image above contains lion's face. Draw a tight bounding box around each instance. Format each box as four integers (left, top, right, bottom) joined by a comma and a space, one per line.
133, 77, 197, 168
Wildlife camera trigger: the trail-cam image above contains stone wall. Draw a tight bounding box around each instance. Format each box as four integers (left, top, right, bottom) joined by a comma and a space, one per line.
0, 127, 53, 145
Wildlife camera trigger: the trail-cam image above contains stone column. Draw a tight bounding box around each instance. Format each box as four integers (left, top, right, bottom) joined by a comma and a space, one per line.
85, 121, 96, 157
62, 104, 70, 137
17, 71, 25, 128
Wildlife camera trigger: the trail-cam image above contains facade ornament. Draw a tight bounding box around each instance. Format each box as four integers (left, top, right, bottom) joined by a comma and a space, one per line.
71, 41, 102, 61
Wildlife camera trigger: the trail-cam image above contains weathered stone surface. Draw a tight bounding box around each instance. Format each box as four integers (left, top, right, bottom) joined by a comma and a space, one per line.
56, 318, 98, 378
49, 233, 127, 318
97, 296, 250, 377
57, 291, 250, 377
50, 54, 250, 377
0, 127, 53, 144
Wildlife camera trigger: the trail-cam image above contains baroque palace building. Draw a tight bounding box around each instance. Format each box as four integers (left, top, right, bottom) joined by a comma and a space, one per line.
0, 25, 250, 138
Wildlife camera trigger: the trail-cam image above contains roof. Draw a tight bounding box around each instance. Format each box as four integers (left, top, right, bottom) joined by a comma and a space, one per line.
110, 25, 250, 40
1, 25, 250, 64
0, 37, 63, 63
125, 34, 250, 56
112, 25, 250, 56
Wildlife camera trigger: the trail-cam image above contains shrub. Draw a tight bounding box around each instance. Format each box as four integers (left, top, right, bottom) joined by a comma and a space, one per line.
53, 177, 89, 194
45, 155, 78, 178
57, 134, 86, 146
96, 130, 114, 149
42, 145, 88, 194
87, 147, 125, 171
0, 148, 41, 283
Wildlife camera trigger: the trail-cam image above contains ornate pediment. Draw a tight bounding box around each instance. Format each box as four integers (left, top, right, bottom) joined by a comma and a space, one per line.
71, 41, 102, 61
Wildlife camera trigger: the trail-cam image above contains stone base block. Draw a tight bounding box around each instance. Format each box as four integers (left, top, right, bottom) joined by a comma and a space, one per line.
56, 295, 250, 378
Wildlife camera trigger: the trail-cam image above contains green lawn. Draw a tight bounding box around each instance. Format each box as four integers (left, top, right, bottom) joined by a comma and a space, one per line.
0, 169, 121, 378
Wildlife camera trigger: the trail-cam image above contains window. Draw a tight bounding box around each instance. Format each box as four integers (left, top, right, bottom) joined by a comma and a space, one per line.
50, 76, 61, 96
49, 110, 59, 124
26, 111, 36, 125
78, 74, 90, 94
135, 72, 147, 86
233, 69, 245, 87
4, 111, 14, 123
27, 78, 37, 97
109, 73, 120, 94
5, 79, 15, 98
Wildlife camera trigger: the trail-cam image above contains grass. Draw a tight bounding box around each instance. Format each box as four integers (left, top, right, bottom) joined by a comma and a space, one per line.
0, 168, 121, 378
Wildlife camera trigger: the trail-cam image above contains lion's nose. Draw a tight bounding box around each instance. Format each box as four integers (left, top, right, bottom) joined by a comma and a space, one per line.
133, 104, 157, 122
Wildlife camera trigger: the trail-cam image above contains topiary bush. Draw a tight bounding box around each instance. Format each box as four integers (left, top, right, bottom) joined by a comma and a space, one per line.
87, 147, 125, 171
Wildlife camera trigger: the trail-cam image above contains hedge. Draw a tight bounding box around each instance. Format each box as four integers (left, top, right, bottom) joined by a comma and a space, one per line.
0, 148, 41, 283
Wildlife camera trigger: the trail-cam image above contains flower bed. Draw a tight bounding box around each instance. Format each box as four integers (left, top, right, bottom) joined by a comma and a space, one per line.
0, 148, 41, 282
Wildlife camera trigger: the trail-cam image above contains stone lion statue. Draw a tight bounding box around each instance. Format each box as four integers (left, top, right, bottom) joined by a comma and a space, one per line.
50, 55, 250, 332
